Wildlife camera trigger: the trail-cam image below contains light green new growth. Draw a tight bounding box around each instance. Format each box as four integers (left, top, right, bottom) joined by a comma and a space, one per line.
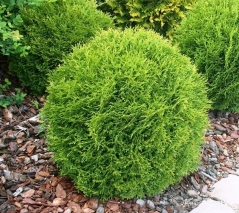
97, 0, 196, 38
42, 28, 210, 200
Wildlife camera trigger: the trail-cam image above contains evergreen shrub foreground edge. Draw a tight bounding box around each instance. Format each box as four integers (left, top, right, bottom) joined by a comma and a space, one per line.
174, 0, 239, 112
9, 0, 113, 95
42, 28, 210, 200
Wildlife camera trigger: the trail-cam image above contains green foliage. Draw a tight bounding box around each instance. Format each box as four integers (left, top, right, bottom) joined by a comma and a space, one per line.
31, 99, 39, 109
0, 0, 27, 56
8, 0, 114, 95
0, 78, 26, 108
0, 78, 11, 92
174, 0, 239, 112
42, 28, 210, 200
14, 88, 26, 105
97, 0, 196, 38
0, 0, 57, 56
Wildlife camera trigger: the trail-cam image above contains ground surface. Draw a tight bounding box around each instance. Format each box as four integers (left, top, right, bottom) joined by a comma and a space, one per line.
1, 59, 239, 213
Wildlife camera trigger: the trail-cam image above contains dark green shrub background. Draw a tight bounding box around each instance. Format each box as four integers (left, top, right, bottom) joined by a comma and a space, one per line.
174, 0, 239, 112
9, 0, 113, 95
42, 28, 209, 199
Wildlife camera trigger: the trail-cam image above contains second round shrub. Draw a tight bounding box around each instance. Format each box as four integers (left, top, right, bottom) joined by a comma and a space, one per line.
9, 0, 114, 95
174, 0, 239, 112
42, 28, 209, 199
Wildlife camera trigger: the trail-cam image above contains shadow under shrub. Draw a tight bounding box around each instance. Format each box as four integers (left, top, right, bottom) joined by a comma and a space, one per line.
8, 0, 114, 95
174, 0, 239, 112
42, 28, 210, 200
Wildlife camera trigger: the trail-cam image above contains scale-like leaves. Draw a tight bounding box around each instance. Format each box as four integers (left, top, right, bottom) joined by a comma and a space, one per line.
42, 28, 210, 200
9, 0, 113, 95
174, 0, 239, 112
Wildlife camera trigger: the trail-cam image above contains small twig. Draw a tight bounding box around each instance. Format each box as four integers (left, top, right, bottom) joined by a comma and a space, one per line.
22, 115, 40, 124
200, 171, 218, 182
22, 198, 53, 207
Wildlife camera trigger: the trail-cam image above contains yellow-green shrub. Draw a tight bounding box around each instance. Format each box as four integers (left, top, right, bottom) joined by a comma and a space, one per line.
9, 0, 113, 95
174, 0, 239, 111
42, 28, 209, 200
97, 0, 196, 38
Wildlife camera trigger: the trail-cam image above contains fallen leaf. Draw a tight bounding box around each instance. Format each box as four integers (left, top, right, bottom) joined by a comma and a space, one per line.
27, 145, 36, 154
63, 208, 72, 213
50, 176, 58, 187
35, 198, 46, 203
35, 173, 44, 180
16, 132, 25, 139
7, 130, 16, 139
28, 115, 40, 124
3, 108, 13, 121
79, 195, 88, 203
29, 107, 36, 114
166, 206, 174, 213
225, 161, 233, 168
22, 198, 37, 205
45, 182, 52, 190
23, 198, 52, 207
56, 183, 66, 198
87, 197, 99, 210
221, 166, 229, 171
18, 179, 32, 187
19, 209, 28, 213
82, 207, 94, 213
8, 142, 17, 152
106, 202, 119, 211
72, 194, 83, 203
19, 141, 31, 151
37, 171, 50, 177
14, 202, 22, 208
132, 203, 140, 211
51, 198, 66, 206
123, 203, 132, 209
231, 132, 239, 139
17, 138, 24, 144
67, 201, 82, 213
21, 189, 35, 198
38, 96, 46, 103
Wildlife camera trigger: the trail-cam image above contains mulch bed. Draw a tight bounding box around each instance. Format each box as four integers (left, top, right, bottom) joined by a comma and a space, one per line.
1, 58, 239, 212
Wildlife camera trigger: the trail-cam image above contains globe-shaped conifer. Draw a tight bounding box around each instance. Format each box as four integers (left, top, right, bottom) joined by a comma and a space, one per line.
42, 28, 209, 199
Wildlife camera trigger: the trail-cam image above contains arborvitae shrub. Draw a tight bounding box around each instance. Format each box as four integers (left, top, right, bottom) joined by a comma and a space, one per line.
8, 0, 113, 95
174, 0, 239, 112
42, 28, 210, 200
97, 0, 196, 38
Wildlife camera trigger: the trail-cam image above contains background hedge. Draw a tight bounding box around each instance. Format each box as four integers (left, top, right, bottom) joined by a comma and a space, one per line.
8, 0, 114, 95
174, 0, 239, 112
97, 0, 196, 38
42, 28, 210, 200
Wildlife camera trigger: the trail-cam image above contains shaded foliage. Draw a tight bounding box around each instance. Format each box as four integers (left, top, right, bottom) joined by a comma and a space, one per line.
9, 0, 114, 95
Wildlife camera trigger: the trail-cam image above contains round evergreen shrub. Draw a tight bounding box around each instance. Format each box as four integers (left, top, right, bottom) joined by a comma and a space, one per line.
174, 0, 239, 112
8, 0, 114, 95
42, 28, 210, 200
